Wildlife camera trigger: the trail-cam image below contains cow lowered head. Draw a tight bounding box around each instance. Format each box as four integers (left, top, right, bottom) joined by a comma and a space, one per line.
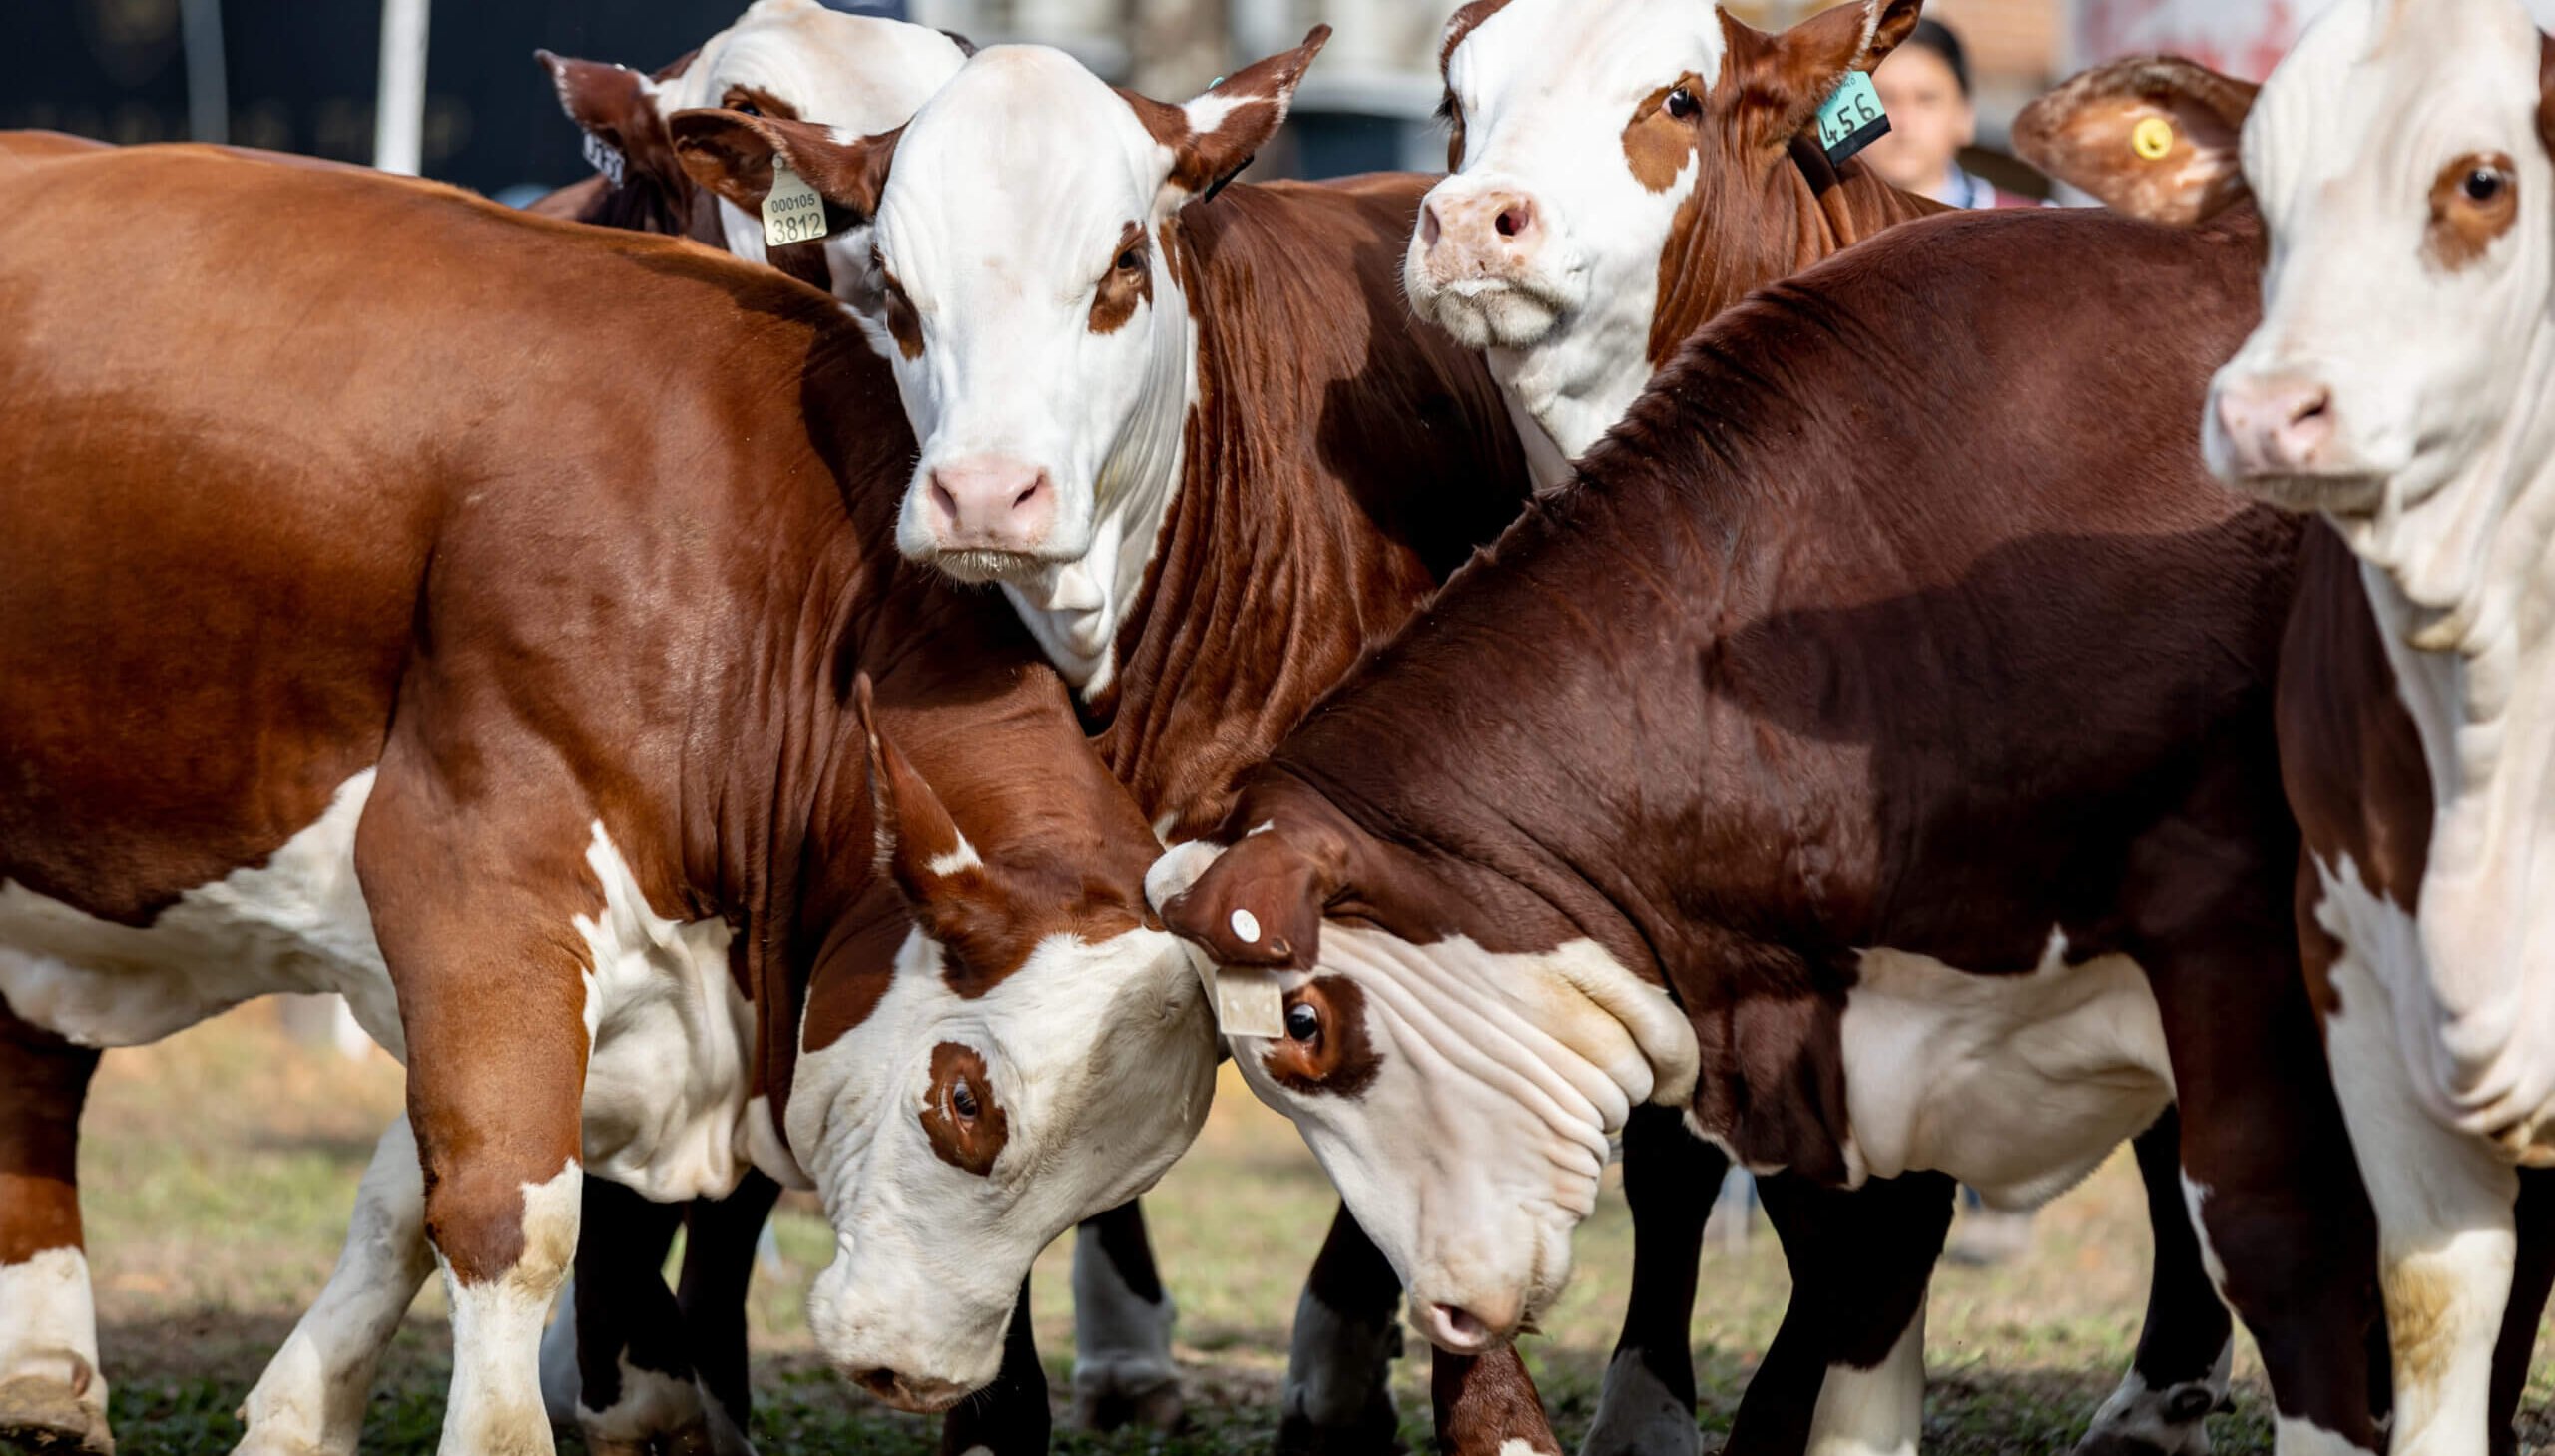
672, 31, 1329, 691
1410, 0, 1925, 471
780, 679, 1218, 1406
2017, 0, 2555, 1156
1144, 795, 1697, 1354
537, 0, 968, 305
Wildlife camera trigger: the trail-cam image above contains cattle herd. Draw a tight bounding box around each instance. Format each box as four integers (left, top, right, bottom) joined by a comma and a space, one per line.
1, 0, 2550, 1453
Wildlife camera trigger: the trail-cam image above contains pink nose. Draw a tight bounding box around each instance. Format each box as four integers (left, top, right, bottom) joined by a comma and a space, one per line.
1418, 188, 1544, 280
2215, 376, 2335, 476
924, 455, 1056, 554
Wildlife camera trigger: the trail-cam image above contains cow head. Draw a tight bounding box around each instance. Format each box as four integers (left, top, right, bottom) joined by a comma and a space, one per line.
778, 681, 1217, 1407
1145, 796, 1696, 1355
672, 33, 1328, 690
1410, 0, 1922, 462
539, 0, 967, 305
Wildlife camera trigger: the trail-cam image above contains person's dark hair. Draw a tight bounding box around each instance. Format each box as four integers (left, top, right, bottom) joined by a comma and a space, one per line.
1902, 19, 1971, 99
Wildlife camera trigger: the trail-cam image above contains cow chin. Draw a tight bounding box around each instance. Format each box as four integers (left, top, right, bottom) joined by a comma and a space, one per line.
805, 1247, 1012, 1411
1408, 271, 1571, 351
924, 545, 1048, 586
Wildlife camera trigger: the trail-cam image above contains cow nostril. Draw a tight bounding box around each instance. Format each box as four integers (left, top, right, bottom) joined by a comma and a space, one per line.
852, 1368, 900, 1401
1495, 206, 1527, 239
2288, 389, 2330, 426
930, 478, 959, 524
1012, 477, 1045, 513
1437, 1303, 1488, 1342
1419, 203, 1443, 248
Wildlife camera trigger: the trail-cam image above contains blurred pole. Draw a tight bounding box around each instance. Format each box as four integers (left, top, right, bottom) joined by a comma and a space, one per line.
374, 0, 430, 175
180, 0, 228, 144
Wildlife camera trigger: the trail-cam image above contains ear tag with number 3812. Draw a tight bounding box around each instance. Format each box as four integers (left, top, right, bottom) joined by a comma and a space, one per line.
1816, 71, 1891, 165
762, 161, 829, 248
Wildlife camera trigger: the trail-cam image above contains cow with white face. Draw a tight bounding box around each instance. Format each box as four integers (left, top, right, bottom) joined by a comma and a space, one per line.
535, 0, 968, 307
2017, 5, 2555, 1452
1411, 0, 1936, 485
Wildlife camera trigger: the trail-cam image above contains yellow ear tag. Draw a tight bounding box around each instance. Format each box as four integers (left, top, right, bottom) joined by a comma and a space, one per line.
762, 161, 829, 247
2132, 116, 2176, 162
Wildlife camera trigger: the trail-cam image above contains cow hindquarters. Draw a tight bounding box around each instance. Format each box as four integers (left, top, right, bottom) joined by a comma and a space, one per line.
2321, 949, 2516, 1456
238, 1115, 436, 1456
0, 1000, 108, 1455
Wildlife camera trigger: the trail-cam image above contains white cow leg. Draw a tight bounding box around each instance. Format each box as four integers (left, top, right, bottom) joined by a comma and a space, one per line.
0, 1247, 108, 1455
2322, 964, 2517, 1456
238, 1115, 435, 1456
1805, 1297, 1925, 1456
0, 1007, 110, 1454
1069, 1202, 1182, 1431
434, 1160, 582, 1456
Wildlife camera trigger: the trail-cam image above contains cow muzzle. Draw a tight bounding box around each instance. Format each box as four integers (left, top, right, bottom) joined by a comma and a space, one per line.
913, 453, 1060, 578
1406, 181, 1570, 349
2205, 369, 2387, 514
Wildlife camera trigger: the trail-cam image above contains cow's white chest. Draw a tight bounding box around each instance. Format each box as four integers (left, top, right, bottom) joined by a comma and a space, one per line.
571, 825, 754, 1204
0, 771, 400, 1051
1837, 934, 2175, 1208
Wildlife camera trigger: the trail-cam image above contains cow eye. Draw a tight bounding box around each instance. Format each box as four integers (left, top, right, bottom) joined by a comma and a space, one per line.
2465, 167, 2510, 204
950, 1078, 980, 1120
1115, 247, 1143, 272
1284, 1001, 1321, 1043
733, 99, 762, 117
1665, 86, 1699, 120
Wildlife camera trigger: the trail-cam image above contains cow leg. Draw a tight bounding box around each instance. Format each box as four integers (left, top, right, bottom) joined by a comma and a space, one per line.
2487, 1170, 2555, 1456
2156, 928, 2387, 1456
1278, 1204, 1407, 1455
237, 1115, 437, 1456
674, 1170, 782, 1446
541, 1176, 750, 1456
0, 1002, 110, 1456
1433, 1347, 1559, 1456
2313, 951, 2517, 1456
1070, 1200, 1182, 1431
1728, 1171, 1952, 1456
936, 1277, 1049, 1456
2078, 1108, 2237, 1456
1579, 1102, 1726, 1456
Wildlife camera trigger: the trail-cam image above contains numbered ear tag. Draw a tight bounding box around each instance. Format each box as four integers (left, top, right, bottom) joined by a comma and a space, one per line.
1214, 966, 1287, 1040
762, 161, 829, 248
1816, 71, 1891, 165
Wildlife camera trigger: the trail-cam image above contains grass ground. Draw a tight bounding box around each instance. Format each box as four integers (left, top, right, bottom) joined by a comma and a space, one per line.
49, 1006, 2555, 1454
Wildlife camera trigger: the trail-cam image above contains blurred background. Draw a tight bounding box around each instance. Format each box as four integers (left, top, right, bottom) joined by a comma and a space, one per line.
7, 0, 2523, 209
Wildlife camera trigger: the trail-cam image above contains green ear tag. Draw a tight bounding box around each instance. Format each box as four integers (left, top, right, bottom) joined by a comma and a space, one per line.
1816, 71, 1890, 165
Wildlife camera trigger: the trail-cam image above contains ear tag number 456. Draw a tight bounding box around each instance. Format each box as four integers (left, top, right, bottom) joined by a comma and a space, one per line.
763, 161, 829, 248
1817, 71, 1890, 166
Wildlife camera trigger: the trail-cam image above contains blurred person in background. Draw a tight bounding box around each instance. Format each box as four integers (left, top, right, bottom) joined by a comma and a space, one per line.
1864, 19, 2038, 210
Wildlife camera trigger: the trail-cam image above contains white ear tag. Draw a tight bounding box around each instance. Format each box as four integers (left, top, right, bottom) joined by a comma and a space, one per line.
762, 161, 828, 247
1214, 967, 1286, 1040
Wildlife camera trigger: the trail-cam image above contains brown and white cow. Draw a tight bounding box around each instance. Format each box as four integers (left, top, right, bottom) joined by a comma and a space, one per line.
0, 140, 1221, 1456
668, 33, 1544, 1452
1149, 196, 2421, 1456
530, 0, 967, 307
1406, 5, 2238, 1453
2014, 5, 2555, 1451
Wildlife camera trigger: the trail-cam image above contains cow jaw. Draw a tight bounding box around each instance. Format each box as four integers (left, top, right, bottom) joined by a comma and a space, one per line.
2206, 0, 2555, 624
875, 47, 1203, 693
784, 921, 1217, 1400
1413, 0, 1728, 461
1216, 920, 1697, 1352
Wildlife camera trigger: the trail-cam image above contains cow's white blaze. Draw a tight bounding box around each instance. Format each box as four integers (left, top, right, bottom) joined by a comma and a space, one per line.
786, 920, 1216, 1399
1412, 0, 1729, 470
869, 46, 1205, 694
1837, 934, 2175, 1207
2208, 0, 2555, 1156
1144, 837, 1696, 1353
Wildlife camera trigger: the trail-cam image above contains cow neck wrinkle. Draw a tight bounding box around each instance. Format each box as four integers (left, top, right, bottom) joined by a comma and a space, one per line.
1075, 180, 1534, 839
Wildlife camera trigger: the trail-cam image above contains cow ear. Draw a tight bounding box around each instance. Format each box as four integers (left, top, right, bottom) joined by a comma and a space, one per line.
1124, 25, 1331, 208
1151, 822, 1347, 973
1730, 0, 1925, 149
670, 108, 898, 228
853, 676, 986, 921
538, 50, 678, 188
2012, 56, 2256, 225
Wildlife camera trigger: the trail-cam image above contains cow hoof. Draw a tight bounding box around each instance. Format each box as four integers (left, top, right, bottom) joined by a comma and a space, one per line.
2075, 1376, 2221, 1456
1274, 1394, 1404, 1456
1576, 1349, 1698, 1456
0, 1370, 115, 1455
1070, 1369, 1183, 1433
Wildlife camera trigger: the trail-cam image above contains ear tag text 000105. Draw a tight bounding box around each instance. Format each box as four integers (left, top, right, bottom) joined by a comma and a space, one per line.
763, 161, 828, 247
1817, 72, 1890, 165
